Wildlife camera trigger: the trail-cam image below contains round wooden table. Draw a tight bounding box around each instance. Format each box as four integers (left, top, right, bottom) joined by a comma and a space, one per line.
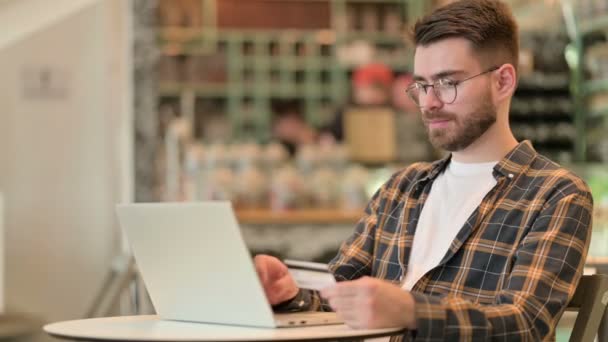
44, 315, 407, 341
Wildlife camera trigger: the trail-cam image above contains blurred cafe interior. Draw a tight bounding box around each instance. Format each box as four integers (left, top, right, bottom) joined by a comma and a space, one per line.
0, 0, 607, 340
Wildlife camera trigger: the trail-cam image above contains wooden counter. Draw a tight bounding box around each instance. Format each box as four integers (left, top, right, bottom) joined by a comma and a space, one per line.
236, 209, 363, 225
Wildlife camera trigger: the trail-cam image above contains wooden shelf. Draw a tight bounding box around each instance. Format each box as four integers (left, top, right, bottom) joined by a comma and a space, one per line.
236, 209, 363, 225
159, 82, 336, 99
159, 82, 228, 97
154, 2, 424, 141
339, 32, 406, 44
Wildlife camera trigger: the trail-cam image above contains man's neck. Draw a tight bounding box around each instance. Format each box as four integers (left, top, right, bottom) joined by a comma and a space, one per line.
450, 123, 518, 163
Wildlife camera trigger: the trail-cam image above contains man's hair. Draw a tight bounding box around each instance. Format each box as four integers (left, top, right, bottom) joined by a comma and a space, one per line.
413, 0, 519, 70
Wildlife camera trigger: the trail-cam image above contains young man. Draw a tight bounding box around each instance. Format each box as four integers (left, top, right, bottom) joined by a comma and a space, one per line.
255, 1, 593, 340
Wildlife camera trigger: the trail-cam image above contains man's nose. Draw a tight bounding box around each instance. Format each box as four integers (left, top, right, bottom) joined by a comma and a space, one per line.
419, 87, 443, 111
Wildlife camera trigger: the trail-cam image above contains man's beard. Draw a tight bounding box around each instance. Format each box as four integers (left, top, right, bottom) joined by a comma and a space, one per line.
422, 98, 497, 152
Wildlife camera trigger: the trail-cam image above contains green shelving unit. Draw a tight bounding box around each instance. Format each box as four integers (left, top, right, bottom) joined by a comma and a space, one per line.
583, 79, 608, 96
157, 0, 430, 142
590, 106, 608, 119
579, 15, 608, 36
561, 0, 608, 161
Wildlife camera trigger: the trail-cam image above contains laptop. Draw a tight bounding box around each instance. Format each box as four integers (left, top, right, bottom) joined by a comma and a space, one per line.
116, 201, 342, 328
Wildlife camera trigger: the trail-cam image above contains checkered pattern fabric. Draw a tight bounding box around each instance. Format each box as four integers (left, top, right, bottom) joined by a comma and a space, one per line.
309, 141, 593, 341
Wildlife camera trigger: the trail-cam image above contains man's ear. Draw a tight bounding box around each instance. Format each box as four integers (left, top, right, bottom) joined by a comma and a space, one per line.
495, 64, 517, 100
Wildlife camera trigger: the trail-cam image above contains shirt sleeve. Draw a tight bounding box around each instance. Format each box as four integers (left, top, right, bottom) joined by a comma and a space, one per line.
411, 190, 594, 341
327, 180, 386, 281
287, 180, 390, 312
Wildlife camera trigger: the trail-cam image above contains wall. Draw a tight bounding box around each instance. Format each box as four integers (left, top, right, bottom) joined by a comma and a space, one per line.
0, 0, 132, 336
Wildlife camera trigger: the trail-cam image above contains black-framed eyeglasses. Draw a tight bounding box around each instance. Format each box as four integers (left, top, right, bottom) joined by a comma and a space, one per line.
406, 66, 499, 107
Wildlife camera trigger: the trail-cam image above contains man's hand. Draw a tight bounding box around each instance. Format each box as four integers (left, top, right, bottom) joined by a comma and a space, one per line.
253, 254, 299, 305
320, 276, 417, 330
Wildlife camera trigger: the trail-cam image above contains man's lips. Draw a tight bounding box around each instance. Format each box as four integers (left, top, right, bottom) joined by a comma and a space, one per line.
425, 118, 452, 128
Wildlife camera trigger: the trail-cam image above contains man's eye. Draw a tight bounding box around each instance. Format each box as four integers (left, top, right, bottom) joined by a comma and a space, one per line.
438, 79, 456, 86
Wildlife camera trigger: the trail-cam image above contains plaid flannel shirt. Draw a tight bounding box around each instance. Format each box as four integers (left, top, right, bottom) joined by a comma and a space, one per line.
297, 141, 593, 341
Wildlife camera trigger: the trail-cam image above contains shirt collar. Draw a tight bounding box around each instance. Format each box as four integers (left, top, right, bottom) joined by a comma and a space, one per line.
423, 140, 537, 182
492, 140, 537, 179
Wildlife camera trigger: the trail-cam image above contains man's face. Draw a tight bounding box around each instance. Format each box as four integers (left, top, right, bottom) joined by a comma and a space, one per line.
413, 38, 497, 152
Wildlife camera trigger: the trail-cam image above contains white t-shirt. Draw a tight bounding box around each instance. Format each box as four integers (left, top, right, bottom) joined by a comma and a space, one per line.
402, 159, 498, 290
367, 160, 497, 342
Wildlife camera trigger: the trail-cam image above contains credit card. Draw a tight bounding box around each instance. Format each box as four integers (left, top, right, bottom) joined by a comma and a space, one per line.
284, 259, 336, 291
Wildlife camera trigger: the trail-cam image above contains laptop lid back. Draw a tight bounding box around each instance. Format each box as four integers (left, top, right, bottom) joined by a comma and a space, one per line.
116, 202, 276, 328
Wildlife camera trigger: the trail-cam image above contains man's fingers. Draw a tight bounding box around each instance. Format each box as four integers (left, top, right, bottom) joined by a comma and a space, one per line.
254, 255, 299, 305
268, 275, 298, 298
266, 286, 296, 305
335, 309, 358, 325
253, 256, 268, 284
327, 296, 357, 312
266, 274, 299, 305
274, 272, 297, 289
333, 304, 369, 329
321, 281, 365, 299
254, 255, 288, 283
266, 259, 288, 280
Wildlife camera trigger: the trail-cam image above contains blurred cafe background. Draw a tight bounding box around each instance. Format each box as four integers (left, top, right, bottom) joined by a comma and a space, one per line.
0, 0, 607, 340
